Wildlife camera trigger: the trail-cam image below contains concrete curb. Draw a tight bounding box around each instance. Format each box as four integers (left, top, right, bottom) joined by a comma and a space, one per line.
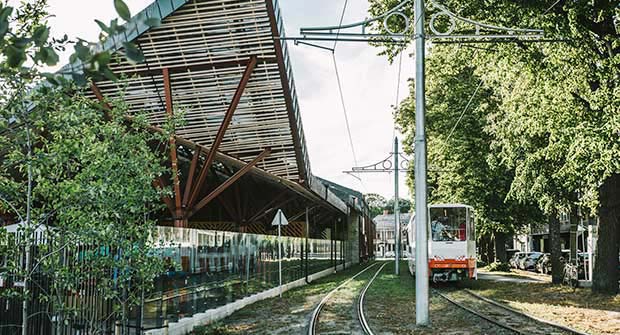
146, 262, 352, 335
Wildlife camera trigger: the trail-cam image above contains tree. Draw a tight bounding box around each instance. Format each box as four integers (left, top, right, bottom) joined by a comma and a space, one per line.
369, 1, 618, 283
364, 193, 387, 218
393, 45, 542, 264
385, 197, 412, 214
0, 0, 170, 333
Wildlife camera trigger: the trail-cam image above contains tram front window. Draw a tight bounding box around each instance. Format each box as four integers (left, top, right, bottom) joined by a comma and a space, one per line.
430, 207, 467, 242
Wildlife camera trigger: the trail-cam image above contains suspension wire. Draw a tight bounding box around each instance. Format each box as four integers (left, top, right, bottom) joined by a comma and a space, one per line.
331, 0, 363, 189
333, 0, 349, 52
543, 0, 562, 15
332, 54, 359, 169
440, 78, 484, 152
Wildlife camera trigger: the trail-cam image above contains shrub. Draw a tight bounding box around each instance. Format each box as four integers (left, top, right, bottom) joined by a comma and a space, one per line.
486, 262, 511, 272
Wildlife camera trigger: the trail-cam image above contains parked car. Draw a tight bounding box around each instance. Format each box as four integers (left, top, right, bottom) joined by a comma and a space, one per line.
385, 251, 395, 258
521, 252, 544, 271
516, 252, 536, 270
509, 252, 525, 268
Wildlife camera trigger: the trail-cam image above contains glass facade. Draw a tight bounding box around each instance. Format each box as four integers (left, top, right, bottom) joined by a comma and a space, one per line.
135, 227, 346, 330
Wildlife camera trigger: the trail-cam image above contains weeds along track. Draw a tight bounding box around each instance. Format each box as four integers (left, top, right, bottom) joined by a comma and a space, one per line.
308, 262, 387, 335
434, 288, 589, 335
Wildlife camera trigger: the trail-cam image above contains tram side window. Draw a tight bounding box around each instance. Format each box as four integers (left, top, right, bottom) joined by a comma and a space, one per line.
430, 207, 467, 242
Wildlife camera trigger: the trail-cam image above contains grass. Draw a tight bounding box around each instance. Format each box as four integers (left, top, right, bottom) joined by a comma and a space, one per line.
460, 279, 620, 335
364, 261, 513, 334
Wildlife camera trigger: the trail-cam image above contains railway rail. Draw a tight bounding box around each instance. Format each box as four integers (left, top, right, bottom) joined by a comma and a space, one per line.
434, 288, 589, 335
308, 261, 387, 335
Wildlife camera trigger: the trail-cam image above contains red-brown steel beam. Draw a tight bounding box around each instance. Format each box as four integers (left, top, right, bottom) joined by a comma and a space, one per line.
182, 147, 201, 208
162, 68, 184, 227
90, 82, 113, 120
187, 148, 271, 218
187, 56, 258, 208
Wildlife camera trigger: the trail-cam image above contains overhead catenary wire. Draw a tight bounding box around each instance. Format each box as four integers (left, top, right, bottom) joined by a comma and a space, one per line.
330, 0, 367, 191
332, 0, 357, 168
332, 0, 349, 52
331, 55, 358, 168
543, 0, 562, 15
443, 78, 484, 146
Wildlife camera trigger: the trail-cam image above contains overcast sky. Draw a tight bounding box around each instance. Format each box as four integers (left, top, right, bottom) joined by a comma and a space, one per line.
33, 0, 414, 200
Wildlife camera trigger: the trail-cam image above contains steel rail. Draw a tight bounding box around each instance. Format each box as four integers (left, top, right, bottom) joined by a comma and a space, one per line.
435, 288, 586, 335
308, 262, 379, 335
357, 262, 389, 335
433, 288, 525, 335
463, 290, 589, 335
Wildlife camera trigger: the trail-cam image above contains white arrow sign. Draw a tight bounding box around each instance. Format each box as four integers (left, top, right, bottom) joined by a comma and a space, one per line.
271, 209, 289, 226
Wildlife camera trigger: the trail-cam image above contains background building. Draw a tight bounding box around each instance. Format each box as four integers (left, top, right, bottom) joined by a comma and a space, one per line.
373, 210, 412, 258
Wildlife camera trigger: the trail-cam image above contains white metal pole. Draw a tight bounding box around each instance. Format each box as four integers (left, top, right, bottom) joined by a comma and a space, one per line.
414, 0, 430, 326
394, 137, 401, 275
278, 215, 282, 298
588, 223, 594, 282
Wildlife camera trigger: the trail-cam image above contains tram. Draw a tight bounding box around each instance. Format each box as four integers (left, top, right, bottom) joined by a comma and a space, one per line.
406, 204, 477, 282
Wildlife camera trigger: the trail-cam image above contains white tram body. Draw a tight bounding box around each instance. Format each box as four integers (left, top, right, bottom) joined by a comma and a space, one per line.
407, 204, 476, 282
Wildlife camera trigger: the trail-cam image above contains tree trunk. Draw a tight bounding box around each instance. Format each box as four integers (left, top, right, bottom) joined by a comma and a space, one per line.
593, 173, 620, 295
488, 234, 496, 263
549, 214, 563, 284
479, 234, 490, 264
495, 232, 508, 263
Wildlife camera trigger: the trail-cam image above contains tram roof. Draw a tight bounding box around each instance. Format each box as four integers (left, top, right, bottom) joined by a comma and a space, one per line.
57, 0, 350, 214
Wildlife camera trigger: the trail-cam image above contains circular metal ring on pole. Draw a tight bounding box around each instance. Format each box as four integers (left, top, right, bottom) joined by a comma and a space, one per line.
382, 160, 393, 170
383, 11, 410, 36
401, 160, 409, 170
429, 11, 456, 36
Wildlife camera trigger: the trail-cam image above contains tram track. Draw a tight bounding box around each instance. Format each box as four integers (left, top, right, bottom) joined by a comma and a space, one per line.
434, 288, 589, 335
357, 262, 388, 335
308, 261, 386, 335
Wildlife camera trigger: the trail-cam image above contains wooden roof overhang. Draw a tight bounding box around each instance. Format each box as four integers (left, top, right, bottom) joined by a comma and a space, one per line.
58, 0, 348, 217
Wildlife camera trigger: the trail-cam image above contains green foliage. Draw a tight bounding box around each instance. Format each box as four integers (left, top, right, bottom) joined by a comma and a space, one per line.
365, 193, 387, 218
369, 0, 618, 227
0, 0, 150, 85
385, 197, 412, 214
485, 262, 511, 272
0, 0, 172, 329
192, 323, 233, 335
364, 193, 412, 217
113, 0, 132, 21
0, 79, 168, 329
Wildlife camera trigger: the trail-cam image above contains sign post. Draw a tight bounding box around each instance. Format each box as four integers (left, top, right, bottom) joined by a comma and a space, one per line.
271, 209, 289, 297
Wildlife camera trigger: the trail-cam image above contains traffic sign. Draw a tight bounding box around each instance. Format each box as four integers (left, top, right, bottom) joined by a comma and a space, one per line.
271, 209, 289, 226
